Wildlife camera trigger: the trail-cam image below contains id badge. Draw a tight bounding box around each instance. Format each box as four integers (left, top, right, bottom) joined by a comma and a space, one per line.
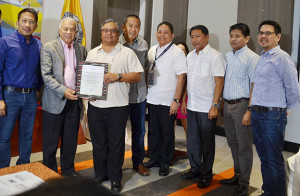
148, 70, 155, 86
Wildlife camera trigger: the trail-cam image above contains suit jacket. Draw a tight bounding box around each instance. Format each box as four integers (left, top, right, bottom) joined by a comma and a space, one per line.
40, 39, 87, 114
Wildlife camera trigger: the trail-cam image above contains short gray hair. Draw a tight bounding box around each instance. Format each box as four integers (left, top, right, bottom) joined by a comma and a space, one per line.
101, 18, 119, 31
59, 17, 77, 30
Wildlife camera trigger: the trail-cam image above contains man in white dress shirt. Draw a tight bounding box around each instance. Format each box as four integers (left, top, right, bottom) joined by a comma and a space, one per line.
181, 25, 225, 189
144, 21, 187, 176
86, 18, 143, 193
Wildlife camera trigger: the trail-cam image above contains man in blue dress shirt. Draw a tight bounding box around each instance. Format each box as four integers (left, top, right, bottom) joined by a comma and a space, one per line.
251, 20, 300, 196
0, 8, 42, 168
220, 23, 259, 196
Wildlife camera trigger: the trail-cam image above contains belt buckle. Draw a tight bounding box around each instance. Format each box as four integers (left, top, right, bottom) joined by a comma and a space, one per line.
22, 88, 30, 93
262, 107, 267, 112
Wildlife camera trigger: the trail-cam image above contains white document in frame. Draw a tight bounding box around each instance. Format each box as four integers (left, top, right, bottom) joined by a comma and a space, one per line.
80, 65, 105, 96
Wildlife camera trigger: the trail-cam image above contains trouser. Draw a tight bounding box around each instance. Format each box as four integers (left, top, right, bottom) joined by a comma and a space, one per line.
42, 100, 80, 174
223, 101, 253, 186
251, 110, 287, 196
0, 90, 37, 168
88, 103, 129, 182
129, 100, 146, 167
148, 104, 176, 166
187, 110, 216, 180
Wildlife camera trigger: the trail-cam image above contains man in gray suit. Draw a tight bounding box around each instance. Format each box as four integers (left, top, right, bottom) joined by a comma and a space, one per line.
40, 17, 87, 176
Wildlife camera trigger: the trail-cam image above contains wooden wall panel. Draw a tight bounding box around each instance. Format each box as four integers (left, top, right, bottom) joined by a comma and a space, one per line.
238, 0, 294, 54
163, 0, 189, 44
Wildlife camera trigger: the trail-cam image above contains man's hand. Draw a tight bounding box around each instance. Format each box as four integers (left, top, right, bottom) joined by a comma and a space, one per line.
169, 101, 179, 115
242, 110, 251, 126
0, 100, 6, 117
208, 106, 218, 120
104, 73, 118, 84
64, 88, 78, 100
181, 101, 187, 115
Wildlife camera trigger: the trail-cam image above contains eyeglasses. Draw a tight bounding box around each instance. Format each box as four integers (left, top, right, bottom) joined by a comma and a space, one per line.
258, 31, 276, 36
101, 29, 119, 34
20, 19, 36, 26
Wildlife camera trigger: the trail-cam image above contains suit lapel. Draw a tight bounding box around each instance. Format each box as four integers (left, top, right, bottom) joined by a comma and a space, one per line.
54, 39, 65, 63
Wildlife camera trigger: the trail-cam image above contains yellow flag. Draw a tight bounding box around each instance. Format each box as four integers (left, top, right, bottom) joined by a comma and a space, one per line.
61, 0, 86, 46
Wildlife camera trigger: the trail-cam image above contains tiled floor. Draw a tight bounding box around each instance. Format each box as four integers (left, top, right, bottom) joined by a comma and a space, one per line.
10, 121, 296, 195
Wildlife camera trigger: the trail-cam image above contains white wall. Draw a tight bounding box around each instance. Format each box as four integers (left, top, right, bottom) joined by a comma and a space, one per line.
41, 0, 93, 51
150, 0, 164, 46
186, 0, 238, 55
138, 0, 146, 39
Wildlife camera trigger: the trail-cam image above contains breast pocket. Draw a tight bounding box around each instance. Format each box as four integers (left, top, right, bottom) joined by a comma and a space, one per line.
197, 63, 211, 79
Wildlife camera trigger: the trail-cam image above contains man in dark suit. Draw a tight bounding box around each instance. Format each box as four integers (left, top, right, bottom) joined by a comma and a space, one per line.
40, 17, 87, 176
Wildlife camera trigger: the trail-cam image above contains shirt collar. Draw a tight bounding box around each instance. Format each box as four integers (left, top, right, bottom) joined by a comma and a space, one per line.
16, 30, 33, 44
98, 42, 122, 52
119, 33, 138, 46
261, 45, 280, 55
60, 38, 74, 49
194, 44, 210, 55
158, 41, 172, 50
232, 45, 247, 55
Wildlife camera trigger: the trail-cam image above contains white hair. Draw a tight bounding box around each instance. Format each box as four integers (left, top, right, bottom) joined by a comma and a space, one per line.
59, 17, 77, 30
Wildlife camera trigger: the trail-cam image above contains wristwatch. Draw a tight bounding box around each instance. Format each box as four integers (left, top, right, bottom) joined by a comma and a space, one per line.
174, 98, 180, 103
247, 106, 253, 112
118, 73, 123, 81
212, 103, 220, 110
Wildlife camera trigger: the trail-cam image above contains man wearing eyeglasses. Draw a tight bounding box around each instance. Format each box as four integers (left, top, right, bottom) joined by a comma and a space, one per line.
40, 17, 87, 176
250, 20, 300, 196
86, 18, 143, 193
0, 8, 42, 168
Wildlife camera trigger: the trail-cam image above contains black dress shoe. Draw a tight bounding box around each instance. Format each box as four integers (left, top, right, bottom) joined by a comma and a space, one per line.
197, 177, 212, 188
144, 160, 160, 168
159, 165, 169, 176
219, 175, 239, 186
234, 185, 248, 196
62, 172, 78, 178
95, 176, 109, 184
181, 170, 199, 179
111, 180, 121, 193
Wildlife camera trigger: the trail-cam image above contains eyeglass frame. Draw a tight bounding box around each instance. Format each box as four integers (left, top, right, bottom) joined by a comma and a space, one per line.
257, 31, 277, 36
101, 28, 119, 34
20, 18, 36, 26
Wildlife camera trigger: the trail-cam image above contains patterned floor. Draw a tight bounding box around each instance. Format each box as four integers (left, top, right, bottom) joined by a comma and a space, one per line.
10, 122, 295, 195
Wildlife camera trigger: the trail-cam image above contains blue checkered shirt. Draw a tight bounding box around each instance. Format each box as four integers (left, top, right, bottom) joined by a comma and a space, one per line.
223, 45, 259, 100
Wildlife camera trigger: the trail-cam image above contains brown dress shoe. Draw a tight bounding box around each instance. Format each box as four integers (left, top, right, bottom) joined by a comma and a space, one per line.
134, 164, 150, 176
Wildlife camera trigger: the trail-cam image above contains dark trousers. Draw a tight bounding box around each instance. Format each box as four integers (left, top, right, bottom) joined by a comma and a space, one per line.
129, 100, 146, 167
88, 103, 129, 182
223, 101, 253, 186
42, 100, 80, 174
187, 110, 216, 180
251, 110, 287, 196
148, 104, 176, 166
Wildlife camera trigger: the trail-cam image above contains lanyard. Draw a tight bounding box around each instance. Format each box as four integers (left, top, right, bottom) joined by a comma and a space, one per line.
152, 42, 173, 70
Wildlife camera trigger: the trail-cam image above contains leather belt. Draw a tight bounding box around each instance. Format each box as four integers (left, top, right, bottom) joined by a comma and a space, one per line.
252, 105, 286, 113
4, 85, 34, 93
224, 98, 249, 104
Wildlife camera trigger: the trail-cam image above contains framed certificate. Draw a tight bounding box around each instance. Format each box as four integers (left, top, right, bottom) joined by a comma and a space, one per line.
76, 61, 109, 100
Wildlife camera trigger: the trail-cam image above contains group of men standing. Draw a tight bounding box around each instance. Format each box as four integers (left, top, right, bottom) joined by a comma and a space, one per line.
0, 7, 299, 196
